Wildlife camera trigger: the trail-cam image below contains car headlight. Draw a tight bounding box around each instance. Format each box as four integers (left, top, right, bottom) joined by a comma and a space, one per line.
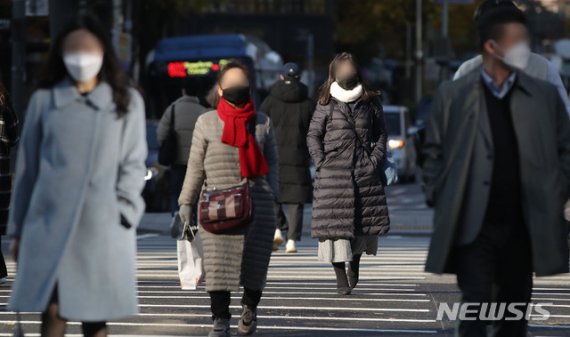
388, 139, 405, 150
145, 167, 159, 181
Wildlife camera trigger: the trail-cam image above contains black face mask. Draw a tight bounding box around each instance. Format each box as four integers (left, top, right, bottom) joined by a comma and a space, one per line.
336, 73, 359, 90
222, 86, 251, 106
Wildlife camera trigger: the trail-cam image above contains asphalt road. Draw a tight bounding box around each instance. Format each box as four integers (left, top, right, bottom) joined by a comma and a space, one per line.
0, 182, 569, 336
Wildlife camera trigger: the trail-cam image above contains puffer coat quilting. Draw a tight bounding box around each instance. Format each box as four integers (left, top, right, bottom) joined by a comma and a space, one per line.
178, 110, 279, 292
307, 97, 390, 240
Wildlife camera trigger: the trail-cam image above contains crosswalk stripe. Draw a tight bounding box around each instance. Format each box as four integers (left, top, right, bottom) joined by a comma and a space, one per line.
2, 233, 569, 336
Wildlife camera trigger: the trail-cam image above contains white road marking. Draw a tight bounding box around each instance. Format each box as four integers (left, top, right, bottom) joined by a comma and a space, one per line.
137, 303, 431, 312
2, 233, 569, 336
0, 320, 439, 334
136, 233, 160, 240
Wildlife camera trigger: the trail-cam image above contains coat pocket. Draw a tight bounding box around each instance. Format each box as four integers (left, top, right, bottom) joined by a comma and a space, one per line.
116, 199, 132, 229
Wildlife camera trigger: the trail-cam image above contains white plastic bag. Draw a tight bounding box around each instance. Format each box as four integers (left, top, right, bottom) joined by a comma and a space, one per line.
177, 233, 204, 290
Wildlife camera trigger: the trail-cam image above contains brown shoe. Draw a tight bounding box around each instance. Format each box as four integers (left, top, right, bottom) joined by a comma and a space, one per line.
238, 305, 257, 335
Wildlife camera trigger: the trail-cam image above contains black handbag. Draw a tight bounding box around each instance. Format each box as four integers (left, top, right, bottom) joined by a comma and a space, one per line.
158, 104, 178, 166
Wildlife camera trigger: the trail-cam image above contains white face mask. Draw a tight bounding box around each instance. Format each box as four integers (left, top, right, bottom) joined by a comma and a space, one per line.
492, 41, 531, 70
63, 52, 103, 82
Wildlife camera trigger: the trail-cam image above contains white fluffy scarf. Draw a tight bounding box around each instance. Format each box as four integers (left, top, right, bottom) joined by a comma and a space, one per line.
330, 81, 363, 103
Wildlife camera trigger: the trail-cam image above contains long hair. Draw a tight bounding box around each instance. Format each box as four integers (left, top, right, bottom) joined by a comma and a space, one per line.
37, 14, 131, 116
317, 52, 378, 106
206, 84, 220, 108
0, 82, 7, 107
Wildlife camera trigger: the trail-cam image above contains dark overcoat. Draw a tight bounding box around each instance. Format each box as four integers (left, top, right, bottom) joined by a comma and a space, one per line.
261, 80, 314, 203
423, 69, 570, 276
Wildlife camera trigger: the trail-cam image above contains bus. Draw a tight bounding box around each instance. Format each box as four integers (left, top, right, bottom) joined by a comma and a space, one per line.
145, 34, 283, 117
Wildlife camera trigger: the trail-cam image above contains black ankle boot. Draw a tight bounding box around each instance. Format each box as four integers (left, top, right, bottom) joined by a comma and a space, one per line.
332, 262, 351, 295
347, 254, 361, 289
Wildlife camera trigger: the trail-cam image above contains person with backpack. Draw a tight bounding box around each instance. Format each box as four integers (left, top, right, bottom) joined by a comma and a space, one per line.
307, 52, 390, 295
261, 62, 314, 253
157, 80, 208, 214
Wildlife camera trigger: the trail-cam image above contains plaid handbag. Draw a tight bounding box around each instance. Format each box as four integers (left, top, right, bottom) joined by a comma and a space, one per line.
198, 179, 253, 234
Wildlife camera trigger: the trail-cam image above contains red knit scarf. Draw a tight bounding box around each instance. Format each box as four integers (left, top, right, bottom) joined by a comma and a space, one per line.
217, 97, 269, 177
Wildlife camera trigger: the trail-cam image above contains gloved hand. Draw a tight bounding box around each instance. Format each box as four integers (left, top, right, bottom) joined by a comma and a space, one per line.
179, 204, 193, 225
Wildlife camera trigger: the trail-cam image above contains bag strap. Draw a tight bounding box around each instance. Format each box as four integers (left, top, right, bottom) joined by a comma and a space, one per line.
170, 104, 176, 129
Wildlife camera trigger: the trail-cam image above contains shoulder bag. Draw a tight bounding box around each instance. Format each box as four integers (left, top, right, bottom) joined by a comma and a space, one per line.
198, 178, 254, 234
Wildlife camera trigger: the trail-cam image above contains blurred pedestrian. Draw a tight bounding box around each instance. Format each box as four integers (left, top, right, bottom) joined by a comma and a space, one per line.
456, 1, 570, 248
178, 60, 279, 337
307, 52, 390, 296
157, 79, 208, 214
261, 62, 314, 253
423, 2, 570, 336
7, 14, 147, 337
454, 2, 570, 116
0, 81, 20, 285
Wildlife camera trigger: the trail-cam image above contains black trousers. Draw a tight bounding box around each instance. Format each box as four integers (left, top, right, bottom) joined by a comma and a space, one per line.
453, 218, 533, 337
275, 203, 304, 241
209, 288, 262, 320
0, 236, 7, 278
169, 165, 187, 215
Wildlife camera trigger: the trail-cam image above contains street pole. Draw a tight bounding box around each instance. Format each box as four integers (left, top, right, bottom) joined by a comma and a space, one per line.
10, 0, 26, 115
405, 22, 412, 80
307, 33, 315, 98
442, 0, 449, 38
441, 0, 449, 80
415, 0, 423, 103
113, 0, 122, 31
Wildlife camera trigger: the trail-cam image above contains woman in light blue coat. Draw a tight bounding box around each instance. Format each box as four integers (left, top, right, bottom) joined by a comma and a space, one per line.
7, 15, 147, 337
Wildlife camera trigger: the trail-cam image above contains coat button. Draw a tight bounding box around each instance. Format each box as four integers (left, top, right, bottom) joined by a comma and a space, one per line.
483, 181, 490, 186
487, 154, 494, 160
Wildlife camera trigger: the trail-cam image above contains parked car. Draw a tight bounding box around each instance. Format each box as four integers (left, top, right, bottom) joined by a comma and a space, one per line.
383, 105, 418, 183
143, 120, 170, 212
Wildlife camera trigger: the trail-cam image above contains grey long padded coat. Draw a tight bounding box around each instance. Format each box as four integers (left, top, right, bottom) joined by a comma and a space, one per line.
307, 98, 390, 240
7, 80, 147, 321
178, 110, 279, 292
